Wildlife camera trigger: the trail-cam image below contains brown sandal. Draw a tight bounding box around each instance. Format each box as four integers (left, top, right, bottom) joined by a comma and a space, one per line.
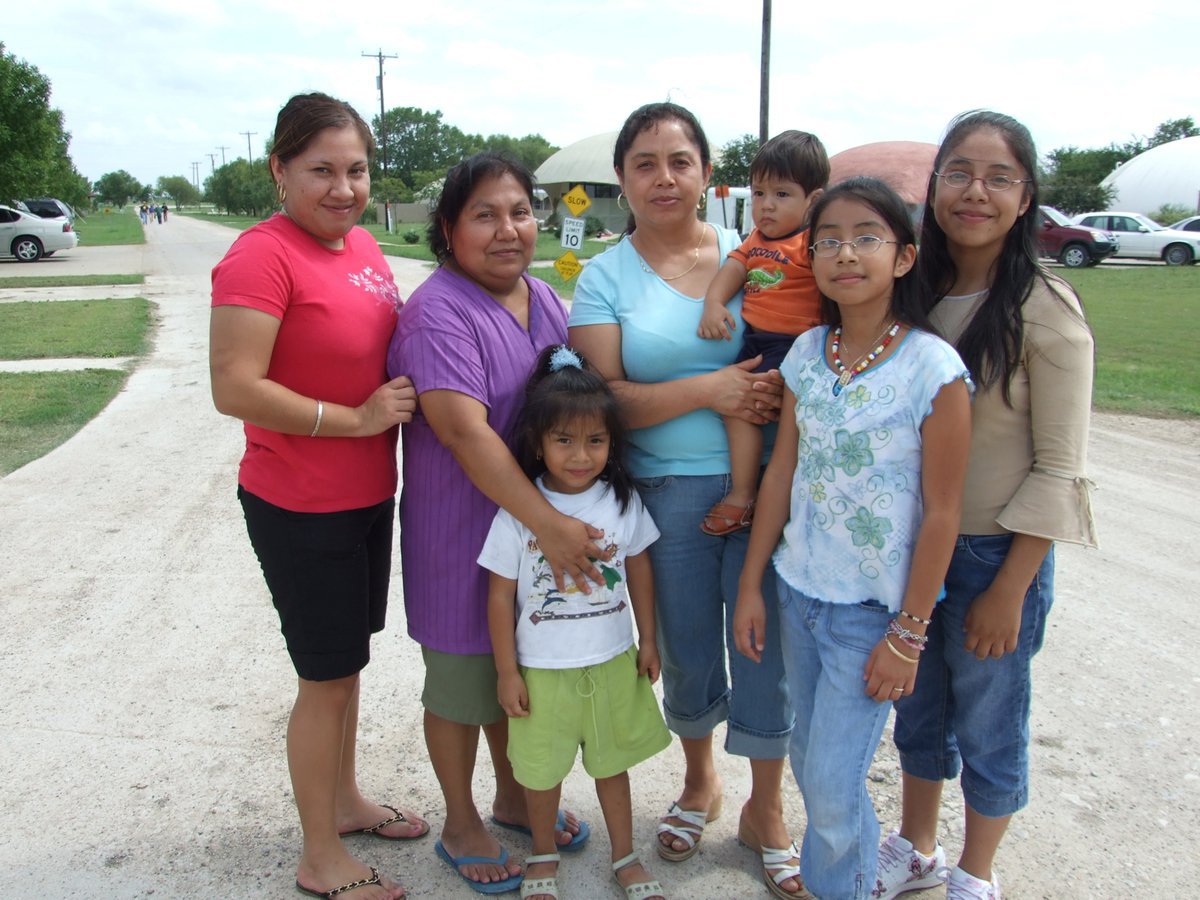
701, 501, 755, 536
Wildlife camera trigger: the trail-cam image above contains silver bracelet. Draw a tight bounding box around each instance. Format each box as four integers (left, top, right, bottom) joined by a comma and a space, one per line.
310, 399, 324, 437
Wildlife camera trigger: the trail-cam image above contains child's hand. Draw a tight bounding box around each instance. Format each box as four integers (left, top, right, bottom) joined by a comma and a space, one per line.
698, 302, 738, 341
637, 642, 661, 684
733, 588, 767, 663
964, 584, 1023, 659
497, 671, 530, 718
863, 637, 919, 702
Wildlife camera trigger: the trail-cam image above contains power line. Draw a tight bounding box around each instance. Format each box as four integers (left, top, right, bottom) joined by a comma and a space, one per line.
216, 145, 231, 166
363, 49, 398, 232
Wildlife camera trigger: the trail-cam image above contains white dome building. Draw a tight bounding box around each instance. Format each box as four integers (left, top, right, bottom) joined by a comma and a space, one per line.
1101, 136, 1200, 215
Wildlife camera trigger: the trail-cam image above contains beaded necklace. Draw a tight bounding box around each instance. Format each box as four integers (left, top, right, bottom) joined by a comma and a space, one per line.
830, 321, 900, 396
633, 224, 706, 282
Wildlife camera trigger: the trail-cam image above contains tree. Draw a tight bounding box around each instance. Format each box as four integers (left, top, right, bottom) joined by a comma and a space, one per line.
94, 170, 147, 208
0, 43, 89, 210
712, 134, 759, 188
478, 133, 559, 172
1147, 117, 1198, 149
373, 106, 481, 189
205, 159, 274, 217
157, 175, 201, 207
1040, 180, 1115, 216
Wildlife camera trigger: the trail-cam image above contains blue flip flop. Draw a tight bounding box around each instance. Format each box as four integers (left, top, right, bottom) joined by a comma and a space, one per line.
490, 809, 591, 852
434, 839, 524, 895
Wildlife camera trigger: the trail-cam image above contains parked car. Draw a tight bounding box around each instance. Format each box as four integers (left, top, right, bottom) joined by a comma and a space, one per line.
1072, 211, 1200, 265
1037, 206, 1118, 267
0, 204, 79, 262
1167, 215, 1200, 233
21, 197, 76, 222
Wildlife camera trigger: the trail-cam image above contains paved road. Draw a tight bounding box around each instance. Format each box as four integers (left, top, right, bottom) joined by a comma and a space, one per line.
0, 216, 1197, 897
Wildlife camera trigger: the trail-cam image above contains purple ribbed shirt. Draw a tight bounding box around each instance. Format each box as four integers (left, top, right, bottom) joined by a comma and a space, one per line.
387, 267, 568, 654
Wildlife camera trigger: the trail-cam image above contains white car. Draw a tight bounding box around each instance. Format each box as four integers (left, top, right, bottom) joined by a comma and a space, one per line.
1072, 211, 1200, 266
1167, 215, 1200, 234
0, 203, 79, 262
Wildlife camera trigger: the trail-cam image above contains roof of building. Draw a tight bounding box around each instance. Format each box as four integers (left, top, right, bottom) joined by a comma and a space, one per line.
534, 131, 619, 186
1101, 136, 1200, 213
828, 141, 938, 205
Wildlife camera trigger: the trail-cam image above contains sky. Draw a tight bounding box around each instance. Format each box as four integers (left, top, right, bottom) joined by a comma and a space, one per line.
7, 0, 1200, 188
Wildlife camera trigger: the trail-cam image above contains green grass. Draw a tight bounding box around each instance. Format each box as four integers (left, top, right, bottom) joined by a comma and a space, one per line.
0, 274, 144, 289
0, 369, 130, 476
1058, 265, 1199, 416
74, 209, 145, 246
0, 299, 154, 360
179, 210, 613, 261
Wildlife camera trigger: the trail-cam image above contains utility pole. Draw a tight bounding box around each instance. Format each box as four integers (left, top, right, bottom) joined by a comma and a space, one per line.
760, 0, 771, 145
363, 49, 398, 232
206, 153, 218, 174
240, 131, 257, 163
191, 162, 201, 193
216, 145, 230, 166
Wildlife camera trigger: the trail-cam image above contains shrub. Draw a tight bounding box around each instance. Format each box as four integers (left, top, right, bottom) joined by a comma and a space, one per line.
585, 214, 605, 236
403, 229, 421, 244
1149, 203, 1195, 226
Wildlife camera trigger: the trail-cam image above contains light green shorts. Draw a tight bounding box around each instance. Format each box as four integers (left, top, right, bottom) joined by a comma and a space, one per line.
508, 645, 672, 791
421, 647, 505, 726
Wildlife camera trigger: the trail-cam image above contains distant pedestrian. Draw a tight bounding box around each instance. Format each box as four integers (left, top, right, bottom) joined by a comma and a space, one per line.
154, 204, 162, 224
161, 202, 168, 222
139, 203, 148, 225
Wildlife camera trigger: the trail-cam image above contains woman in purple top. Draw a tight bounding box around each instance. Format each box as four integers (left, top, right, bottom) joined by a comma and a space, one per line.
387, 153, 603, 894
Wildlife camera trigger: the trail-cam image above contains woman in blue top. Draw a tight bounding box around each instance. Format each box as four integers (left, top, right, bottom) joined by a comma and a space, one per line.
569, 102, 803, 900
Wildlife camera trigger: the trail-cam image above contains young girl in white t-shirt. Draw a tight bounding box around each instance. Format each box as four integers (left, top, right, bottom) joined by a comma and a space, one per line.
733, 177, 974, 900
479, 344, 670, 900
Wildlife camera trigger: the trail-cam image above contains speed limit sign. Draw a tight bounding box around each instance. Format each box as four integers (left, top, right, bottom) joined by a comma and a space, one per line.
561, 216, 585, 250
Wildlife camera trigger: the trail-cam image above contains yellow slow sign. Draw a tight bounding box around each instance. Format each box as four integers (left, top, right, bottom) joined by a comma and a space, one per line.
562, 185, 591, 218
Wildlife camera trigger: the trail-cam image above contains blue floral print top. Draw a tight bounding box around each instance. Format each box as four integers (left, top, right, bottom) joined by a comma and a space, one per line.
774, 326, 971, 611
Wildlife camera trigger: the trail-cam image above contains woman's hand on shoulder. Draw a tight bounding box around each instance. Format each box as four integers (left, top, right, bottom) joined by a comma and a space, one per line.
356, 375, 417, 435
707, 357, 784, 425
533, 511, 611, 594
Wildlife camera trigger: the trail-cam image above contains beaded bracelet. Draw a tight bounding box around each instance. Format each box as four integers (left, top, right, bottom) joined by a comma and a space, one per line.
310, 399, 324, 438
899, 609, 932, 626
886, 618, 928, 652
883, 635, 920, 664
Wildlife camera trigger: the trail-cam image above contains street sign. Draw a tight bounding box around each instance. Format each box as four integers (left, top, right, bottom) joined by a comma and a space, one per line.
562, 185, 591, 218
561, 216, 586, 250
554, 250, 583, 282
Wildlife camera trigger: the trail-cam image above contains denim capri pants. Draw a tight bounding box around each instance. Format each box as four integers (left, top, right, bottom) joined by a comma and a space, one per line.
635, 473, 793, 759
893, 532, 1055, 817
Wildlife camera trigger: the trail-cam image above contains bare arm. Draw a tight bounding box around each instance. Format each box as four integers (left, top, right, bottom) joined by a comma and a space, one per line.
698, 258, 748, 341
863, 378, 972, 699
963, 532, 1052, 659
625, 551, 660, 682
485, 571, 528, 716
732, 385, 800, 663
568, 322, 783, 430
420, 388, 606, 593
209, 305, 415, 437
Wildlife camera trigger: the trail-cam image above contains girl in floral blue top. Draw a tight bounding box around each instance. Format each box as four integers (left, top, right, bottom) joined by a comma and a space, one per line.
733, 177, 973, 900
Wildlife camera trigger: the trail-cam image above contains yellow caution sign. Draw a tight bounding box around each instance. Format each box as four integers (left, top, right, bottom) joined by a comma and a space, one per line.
562, 185, 591, 218
554, 250, 583, 282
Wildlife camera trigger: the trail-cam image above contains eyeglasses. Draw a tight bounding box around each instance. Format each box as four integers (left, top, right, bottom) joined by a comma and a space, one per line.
810, 235, 896, 258
934, 170, 1031, 192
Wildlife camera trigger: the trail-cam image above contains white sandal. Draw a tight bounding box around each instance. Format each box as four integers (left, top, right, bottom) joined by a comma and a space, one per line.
520, 852, 560, 899
757, 842, 814, 900
612, 852, 666, 899
655, 793, 723, 862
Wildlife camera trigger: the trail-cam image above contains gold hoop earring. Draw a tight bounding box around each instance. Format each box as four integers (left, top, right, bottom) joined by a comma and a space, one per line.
697, 193, 707, 211
616, 193, 628, 211
276, 182, 286, 204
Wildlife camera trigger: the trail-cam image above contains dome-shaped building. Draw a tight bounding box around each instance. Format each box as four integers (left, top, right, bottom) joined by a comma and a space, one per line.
1101, 136, 1200, 214
828, 141, 938, 215
534, 132, 623, 231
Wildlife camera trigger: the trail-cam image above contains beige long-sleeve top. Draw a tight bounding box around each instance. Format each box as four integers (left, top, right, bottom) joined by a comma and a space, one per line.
930, 276, 1098, 548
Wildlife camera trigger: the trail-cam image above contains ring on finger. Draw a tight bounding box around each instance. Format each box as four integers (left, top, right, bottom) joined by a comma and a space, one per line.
891, 687, 904, 693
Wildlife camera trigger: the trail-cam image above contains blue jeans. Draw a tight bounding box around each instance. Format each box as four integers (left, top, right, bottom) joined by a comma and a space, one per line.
777, 579, 893, 900
893, 533, 1055, 817
636, 474, 792, 758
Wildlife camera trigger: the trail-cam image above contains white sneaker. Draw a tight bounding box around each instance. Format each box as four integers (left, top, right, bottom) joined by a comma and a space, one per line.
870, 830, 947, 899
946, 865, 1001, 900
